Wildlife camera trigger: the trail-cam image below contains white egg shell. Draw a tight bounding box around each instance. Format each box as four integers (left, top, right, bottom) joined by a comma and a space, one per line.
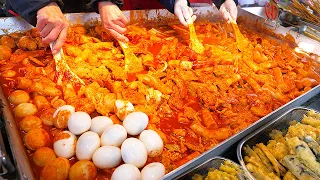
76, 131, 100, 160
68, 111, 91, 135
139, 130, 163, 157
92, 146, 121, 169
53, 131, 76, 159
121, 138, 147, 168
111, 164, 140, 180
90, 116, 113, 136
123, 112, 148, 136
53, 105, 75, 118
141, 163, 165, 180
101, 124, 127, 147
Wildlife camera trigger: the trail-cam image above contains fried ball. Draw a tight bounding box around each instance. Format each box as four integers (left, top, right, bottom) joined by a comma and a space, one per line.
8, 90, 30, 105
0, 35, 15, 49
17, 36, 37, 51
20, 116, 42, 132
24, 128, 50, 150
40, 108, 55, 126
33, 96, 51, 110
33, 147, 56, 167
40, 157, 70, 180
13, 103, 37, 118
69, 160, 97, 180
0, 45, 12, 60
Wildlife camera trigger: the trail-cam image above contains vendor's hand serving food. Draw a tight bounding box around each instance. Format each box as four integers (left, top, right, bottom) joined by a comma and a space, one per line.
219, 0, 238, 23
36, 2, 69, 55
98, 1, 129, 42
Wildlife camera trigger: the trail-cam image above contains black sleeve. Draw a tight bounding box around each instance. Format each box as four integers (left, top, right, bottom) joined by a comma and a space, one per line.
158, 0, 190, 14
6, 0, 63, 26
213, 0, 239, 9
89, 0, 123, 13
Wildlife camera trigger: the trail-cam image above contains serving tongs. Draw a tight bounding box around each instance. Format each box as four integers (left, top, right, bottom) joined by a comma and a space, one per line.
187, 18, 205, 54
118, 41, 144, 73
49, 42, 85, 85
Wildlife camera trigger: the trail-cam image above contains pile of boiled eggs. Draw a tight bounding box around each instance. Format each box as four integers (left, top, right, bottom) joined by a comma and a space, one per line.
52, 103, 165, 180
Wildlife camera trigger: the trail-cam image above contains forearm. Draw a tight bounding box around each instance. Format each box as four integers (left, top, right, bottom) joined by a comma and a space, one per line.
6, 0, 63, 26
89, 0, 123, 13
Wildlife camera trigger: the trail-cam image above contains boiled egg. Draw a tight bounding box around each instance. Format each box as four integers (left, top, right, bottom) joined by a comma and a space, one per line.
92, 146, 121, 169
123, 112, 148, 136
139, 130, 163, 157
141, 162, 165, 180
114, 99, 134, 121
101, 124, 127, 147
111, 164, 140, 180
53, 105, 75, 118
68, 111, 91, 135
90, 116, 113, 136
121, 138, 147, 168
53, 131, 76, 159
76, 131, 100, 160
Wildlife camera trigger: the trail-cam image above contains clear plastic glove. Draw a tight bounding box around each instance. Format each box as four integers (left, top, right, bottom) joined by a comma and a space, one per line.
36, 2, 69, 54
219, 0, 238, 23
98, 1, 129, 42
174, 0, 196, 27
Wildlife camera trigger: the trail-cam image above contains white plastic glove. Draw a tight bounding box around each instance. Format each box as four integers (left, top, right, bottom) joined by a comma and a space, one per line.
174, 0, 197, 27
219, 0, 238, 23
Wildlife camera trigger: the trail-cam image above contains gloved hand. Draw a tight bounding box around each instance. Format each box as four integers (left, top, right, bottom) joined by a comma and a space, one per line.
219, 0, 238, 23
98, 1, 129, 42
36, 2, 69, 54
174, 0, 196, 27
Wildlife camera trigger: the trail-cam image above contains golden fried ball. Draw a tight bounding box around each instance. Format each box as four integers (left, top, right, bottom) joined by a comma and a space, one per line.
40, 157, 70, 180
0, 35, 15, 49
17, 36, 37, 51
40, 108, 55, 126
69, 160, 97, 180
13, 103, 37, 118
0, 45, 12, 60
24, 128, 50, 150
8, 90, 30, 105
33, 147, 56, 167
20, 116, 42, 132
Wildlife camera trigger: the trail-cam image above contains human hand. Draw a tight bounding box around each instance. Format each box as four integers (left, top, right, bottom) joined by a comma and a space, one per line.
98, 1, 129, 42
174, 0, 196, 27
36, 2, 69, 54
219, 0, 238, 23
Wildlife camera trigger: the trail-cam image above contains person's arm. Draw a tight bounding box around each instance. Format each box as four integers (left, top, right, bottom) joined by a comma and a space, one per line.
218, 0, 238, 22
6, 0, 63, 26
89, 0, 129, 42
7, 0, 68, 54
158, 0, 195, 27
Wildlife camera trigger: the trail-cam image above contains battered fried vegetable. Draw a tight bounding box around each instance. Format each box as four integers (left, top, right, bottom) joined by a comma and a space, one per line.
281, 155, 320, 180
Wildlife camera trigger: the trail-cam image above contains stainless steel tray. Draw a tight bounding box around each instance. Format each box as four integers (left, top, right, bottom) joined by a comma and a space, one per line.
177, 156, 249, 180
0, 6, 320, 180
236, 107, 319, 180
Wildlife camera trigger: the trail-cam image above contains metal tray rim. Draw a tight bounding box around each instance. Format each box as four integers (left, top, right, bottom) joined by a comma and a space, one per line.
236, 106, 318, 180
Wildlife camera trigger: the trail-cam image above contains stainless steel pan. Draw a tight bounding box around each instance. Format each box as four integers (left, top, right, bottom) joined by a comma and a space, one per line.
0, 6, 319, 180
